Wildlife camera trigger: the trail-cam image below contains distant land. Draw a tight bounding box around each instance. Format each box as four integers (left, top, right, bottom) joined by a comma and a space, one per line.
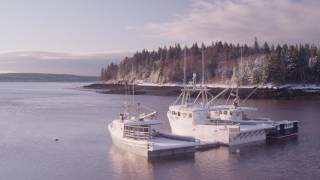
87, 39, 320, 99
0, 73, 99, 82
100, 39, 320, 86
0, 51, 133, 76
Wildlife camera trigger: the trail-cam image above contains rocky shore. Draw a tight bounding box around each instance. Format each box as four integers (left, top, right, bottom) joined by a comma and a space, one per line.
83, 83, 320, 99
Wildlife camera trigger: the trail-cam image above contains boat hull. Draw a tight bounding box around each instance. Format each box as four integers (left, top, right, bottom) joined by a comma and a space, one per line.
108, 123, 196, 159
168, 112, 270, 146
230, 129, 267, 146
267, 121, 299, 139
108, 124, 149, 157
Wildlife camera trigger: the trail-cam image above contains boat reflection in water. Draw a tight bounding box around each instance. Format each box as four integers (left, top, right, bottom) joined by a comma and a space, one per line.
108, 146, 155, 180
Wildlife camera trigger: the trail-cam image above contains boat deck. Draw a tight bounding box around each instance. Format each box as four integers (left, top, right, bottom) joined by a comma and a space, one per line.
147, 134, 198, 159
150, 137, 197, 151
240, 124, 274, 132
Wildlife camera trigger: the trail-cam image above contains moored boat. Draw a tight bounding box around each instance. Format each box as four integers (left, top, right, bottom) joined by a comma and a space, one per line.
206, 87, 299, 140
108, 82, 199, 159
109, 111, 199, 159
167, 47, 299, 147
167, 83, 274, 146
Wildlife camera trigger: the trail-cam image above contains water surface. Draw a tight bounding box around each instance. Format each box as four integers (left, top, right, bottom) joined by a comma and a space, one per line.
0, 83, 319, 180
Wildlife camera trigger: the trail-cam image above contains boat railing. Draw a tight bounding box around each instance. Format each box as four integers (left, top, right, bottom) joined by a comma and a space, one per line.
157, 132, 196, 142
250, 117, 272, 121
206, 119, 239, 126
123, 124, 152, 140
124, 130, 150, 140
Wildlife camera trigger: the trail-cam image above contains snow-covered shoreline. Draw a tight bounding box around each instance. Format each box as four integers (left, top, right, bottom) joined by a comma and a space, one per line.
83, 81, 320, 98
106, 80, 320, 92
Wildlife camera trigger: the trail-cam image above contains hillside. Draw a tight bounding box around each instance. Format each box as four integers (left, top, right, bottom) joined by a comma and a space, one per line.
0, 73, 98, 82
101, 39, 320, 86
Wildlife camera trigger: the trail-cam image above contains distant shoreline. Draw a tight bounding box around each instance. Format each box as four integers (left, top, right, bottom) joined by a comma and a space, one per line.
0, 73, 99, 82
82, 83, 320, 99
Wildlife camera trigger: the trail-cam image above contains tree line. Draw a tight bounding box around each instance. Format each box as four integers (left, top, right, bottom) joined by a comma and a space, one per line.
101, 38, 320, 85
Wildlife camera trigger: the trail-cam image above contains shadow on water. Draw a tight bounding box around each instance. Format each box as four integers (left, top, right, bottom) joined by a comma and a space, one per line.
229, 136, 299, 155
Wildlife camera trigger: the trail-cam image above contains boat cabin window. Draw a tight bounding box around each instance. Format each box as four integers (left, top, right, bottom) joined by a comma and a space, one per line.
189, 113, 192, 118
224, 111, 227, 115
123, 125, 150, 140
178, 112, 180, 116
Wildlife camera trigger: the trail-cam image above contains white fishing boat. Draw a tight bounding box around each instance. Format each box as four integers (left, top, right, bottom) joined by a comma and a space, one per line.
167, 47, 298, 147
167, 79, 273, 146
207, 87, 299, 140
108, 83, 199, 159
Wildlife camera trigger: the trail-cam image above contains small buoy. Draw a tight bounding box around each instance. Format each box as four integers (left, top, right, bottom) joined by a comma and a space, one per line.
236, 149, 240, 153
55, 138, 59, 142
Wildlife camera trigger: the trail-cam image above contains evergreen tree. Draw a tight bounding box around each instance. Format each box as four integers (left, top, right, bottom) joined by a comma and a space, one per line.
263, 42, 270, 53
268, 46, 285, 84
254, 37, 260, 53
286, 46, 299, 82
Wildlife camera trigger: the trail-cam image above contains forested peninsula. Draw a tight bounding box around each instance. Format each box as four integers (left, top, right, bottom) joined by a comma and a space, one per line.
101, 38, 320, 85
86, 39, 320, 98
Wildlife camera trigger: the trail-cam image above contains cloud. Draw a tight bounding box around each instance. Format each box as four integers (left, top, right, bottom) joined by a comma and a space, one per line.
0, 51, 133, 76
0, 51, 132, 60
144, 0, 320, 45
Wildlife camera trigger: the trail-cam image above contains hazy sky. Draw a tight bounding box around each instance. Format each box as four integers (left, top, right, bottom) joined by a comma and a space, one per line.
0, 0, 190, 53
0, 0, 319, 75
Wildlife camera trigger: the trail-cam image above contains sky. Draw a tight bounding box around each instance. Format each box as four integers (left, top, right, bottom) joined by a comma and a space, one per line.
0, 0, 319, 75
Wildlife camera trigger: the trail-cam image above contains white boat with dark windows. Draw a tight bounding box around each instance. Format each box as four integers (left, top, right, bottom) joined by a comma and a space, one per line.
167, 47, 298, 147
108, 85, 199, 159
168, 77, 274, 146
205, 87, 299, 140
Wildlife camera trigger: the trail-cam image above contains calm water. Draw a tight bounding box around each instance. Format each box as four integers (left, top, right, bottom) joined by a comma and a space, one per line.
0, 83, 319, 180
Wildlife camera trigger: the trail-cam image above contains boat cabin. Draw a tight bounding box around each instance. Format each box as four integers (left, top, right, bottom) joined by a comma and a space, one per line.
209, 106, 257, 121
168, 105, 239, 126
123, 125, 150, 140
123, 120, 160, 140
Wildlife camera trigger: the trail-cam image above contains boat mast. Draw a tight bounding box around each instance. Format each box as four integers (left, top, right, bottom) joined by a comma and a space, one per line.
201, 44, 208, 105
183, 46, 187, 86
182, 46, 187, 105
132, 63, 135, 106
124, 81, 129, 119
234, 48, 243, 107
201, 45, 205, 87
